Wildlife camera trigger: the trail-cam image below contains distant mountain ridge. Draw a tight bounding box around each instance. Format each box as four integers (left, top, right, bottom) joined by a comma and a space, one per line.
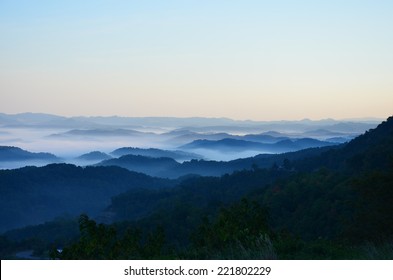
76, 151, 112, 161
1, 116, 392, 259
0, 146, 59, 162
110, 147, 203, 161
48, 129, 152, 138
97, 155, 180, 177
104, 116, 393, 246
0, 112, 380, 163
180, 137, 337, 153
93, 117, 393, 178
0, 116, 392, 246
299, 116, 393, 172
0, 112, 380, 131
95, 145, 339, 179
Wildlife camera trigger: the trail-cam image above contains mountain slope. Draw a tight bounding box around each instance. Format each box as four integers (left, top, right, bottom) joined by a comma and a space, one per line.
96, 146, 339, 179
0, 146, 59, 162
48, 129, 152, 138
180, 137, 337, 153
1, 117, 392, 259
110, 147, 202, 161
97, 155, 181, 178
296, 116, 393, 172
106, 116, 393, 243
76, 151, 112, 161
0, 164, 174, 233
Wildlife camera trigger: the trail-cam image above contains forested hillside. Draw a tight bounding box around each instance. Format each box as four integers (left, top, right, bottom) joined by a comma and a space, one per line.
1, 117, 392, 259
0, 164, 174, 233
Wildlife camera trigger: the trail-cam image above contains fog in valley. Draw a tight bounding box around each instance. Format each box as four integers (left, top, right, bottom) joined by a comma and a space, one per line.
0, 113, 381, 168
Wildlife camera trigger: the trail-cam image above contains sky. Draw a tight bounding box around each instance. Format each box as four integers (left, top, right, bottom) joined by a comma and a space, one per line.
0, 0, 392, 121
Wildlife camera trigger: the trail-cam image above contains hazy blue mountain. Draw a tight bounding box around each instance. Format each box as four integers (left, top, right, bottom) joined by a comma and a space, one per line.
78, 116, 241, 128
326, 122, 378, 133
95, 144, 337, 179
0, 112, 101, 129
179, 121, 379, 135
1, 117, 391, 259
240, 133, 289, 143
97, 155, 181, 178
48, 129, 152, 138
165, 130, 350, 145
0, 112, 381, 167
181, 138, 266, 151
0, 146, 59, 161
93, 117, 392, 238
0, 114, 24, 126
180, 137, 337, 153
0, 113, 380, 132
259, 131, 288, 137
291, 138, 338, 148
76, 151, 112, 161
105, 117, 393, 245
303, 129, 347, 137
110, 147, 202, 161
325, 137, 353, 143
160, 129, 196, 137
0, 113, 66, 127
0, 113, 379, 164
165, 130, 294, 145
0, 164, 174, 233
163, 130, 233, 144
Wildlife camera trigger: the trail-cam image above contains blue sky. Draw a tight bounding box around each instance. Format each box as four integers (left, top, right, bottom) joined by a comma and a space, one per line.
1, 0, 392, 120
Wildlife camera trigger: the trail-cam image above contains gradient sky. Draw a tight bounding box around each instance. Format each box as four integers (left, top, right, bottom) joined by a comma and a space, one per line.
0, 0, 392, 120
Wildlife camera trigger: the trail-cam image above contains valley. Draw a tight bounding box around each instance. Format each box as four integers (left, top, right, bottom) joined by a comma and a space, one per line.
1, 113, 392, 259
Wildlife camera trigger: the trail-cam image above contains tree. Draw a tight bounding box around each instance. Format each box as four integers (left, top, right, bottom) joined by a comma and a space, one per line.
56, 214, 166, 259
191, 199, 274, 259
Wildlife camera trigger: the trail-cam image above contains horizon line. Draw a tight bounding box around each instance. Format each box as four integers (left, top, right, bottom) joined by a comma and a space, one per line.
0, 111, 388, 123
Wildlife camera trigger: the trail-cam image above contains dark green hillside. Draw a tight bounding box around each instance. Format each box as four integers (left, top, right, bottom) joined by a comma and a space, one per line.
2, 116, 393, 259
0, 164, 174, 233
93, 116, 393, 258
97, 155, 180, 178
295, 117, 393, 172
107, 168, 287, 245
261, 117, 393, 241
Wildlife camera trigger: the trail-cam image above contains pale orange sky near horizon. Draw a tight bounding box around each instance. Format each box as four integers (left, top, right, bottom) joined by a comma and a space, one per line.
1, 1, 392, 121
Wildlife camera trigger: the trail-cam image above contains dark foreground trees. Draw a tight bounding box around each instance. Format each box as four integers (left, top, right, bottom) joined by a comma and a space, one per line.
53, 214, 165, 260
